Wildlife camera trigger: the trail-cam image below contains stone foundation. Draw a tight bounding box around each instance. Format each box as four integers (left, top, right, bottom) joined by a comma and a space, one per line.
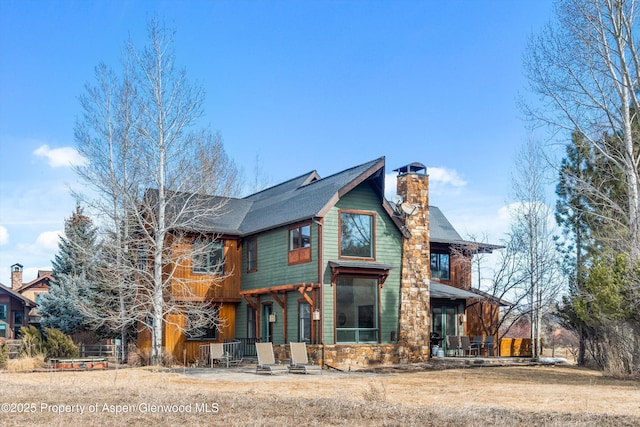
272, 343, 402, 369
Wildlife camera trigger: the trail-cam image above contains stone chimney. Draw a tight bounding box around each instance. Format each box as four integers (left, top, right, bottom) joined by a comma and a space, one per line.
393, 163, 431, 362
11, 263, 24, 290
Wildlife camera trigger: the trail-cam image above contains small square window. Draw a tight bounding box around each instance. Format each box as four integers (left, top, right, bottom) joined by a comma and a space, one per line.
193, 239, 225, 274
288, 224, 311, 265
430, 253, 450, 280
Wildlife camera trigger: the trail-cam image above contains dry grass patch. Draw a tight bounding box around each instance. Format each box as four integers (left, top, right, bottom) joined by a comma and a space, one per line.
6, 355, 45, 372
0, 365, 638, 426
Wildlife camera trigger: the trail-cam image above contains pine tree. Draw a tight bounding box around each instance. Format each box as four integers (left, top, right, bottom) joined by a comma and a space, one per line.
39, 206, 98, 334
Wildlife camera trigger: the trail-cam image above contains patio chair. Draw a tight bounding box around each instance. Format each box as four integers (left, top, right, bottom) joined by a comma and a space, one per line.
472, 335, 483, 352
484, 336, 495, 356
460, 336, 480, 357
288, 342, 322, 374
209, 343, 229, 368
446, 335, 460, 356
255, 342, 288, 374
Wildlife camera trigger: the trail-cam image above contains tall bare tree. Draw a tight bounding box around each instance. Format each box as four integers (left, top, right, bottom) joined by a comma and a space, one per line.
510, 139, 563, 358
74, 19, 239, 364
524, 0, 640, 261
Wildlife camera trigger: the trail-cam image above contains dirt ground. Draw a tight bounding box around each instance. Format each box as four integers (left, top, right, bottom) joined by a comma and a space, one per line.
1, 363, 639, 426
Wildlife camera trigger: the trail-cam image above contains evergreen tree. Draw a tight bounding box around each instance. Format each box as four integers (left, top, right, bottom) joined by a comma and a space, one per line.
39, 206, 98, 334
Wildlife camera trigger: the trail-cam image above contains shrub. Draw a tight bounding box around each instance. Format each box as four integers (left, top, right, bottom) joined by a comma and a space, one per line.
0, 339, 8, 369
43, 328, 79, 359
19, 326, 44, 357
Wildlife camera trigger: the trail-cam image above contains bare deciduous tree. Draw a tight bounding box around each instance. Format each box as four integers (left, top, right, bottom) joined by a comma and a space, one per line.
510, 139, 563, 358
74, 19, 239, 364
523, 0, 640, 261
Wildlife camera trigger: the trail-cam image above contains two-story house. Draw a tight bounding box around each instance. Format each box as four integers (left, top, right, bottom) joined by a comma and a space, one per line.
138, 157, 502, 366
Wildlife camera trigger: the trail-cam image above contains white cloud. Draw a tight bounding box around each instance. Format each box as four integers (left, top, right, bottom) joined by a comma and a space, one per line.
384, 166, 467, 200
15, 230, 62, 262
428, 167, 467, 187
34, 230, 62, 252
33, 144, 87, 168
0, 226, 8, 245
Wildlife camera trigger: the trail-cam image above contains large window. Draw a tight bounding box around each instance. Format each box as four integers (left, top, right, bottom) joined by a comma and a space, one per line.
335, 276, 378, 343
340, 211, 374, 258
193, 239, 225, 274
288, 224, 311, 264
431, 253, 450, 280
13, 311, 23, 326
0, 304, 6, 321
246, 238, 258, 272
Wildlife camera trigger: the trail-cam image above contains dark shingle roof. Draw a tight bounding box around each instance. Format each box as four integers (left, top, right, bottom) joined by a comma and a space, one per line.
430, 281, 481, 299
429, 206, 463, 243
238, 158, 385, 234
151, 157, 387, 236
429, 206, 503, 253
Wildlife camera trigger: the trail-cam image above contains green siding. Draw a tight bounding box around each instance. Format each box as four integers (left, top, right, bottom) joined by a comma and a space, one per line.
235, 181, 402, 345
322, 182, 402, 344
242, 223, 318, 291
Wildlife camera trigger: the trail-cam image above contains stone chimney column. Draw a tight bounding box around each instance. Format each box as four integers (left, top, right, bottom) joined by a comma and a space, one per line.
11, 263, 24, 290
394, 163, 431, 362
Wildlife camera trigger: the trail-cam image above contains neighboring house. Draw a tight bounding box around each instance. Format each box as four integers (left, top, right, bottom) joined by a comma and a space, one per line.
138, 157, 503, 366
0, 282, 35, 339
11, 263, 53, 307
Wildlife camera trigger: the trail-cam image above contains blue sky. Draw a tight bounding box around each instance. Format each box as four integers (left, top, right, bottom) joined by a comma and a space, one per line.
0, 0, 553, 283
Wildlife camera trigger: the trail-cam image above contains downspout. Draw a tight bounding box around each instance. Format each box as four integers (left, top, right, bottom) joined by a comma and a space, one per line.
314, 218, 325, 366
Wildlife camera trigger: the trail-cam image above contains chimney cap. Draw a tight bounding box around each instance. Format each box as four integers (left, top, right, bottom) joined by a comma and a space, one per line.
393, 162, 427, 175
11, 263, 23, 271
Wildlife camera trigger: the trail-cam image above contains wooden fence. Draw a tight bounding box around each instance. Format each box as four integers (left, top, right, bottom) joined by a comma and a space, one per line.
499, 338, 532, 357
6, 340, 22, 359
78, 343, 118, 361
3, 340, 118, 362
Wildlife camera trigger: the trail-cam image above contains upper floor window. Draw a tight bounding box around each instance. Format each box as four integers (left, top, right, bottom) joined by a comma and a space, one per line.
0, 304, 6, 321
246, 238, 258, 272
289, 224, 311, 250
288, 223, 311, 265
193, 239, 225, 274
431, 253, 450, 280
340, 211, 374, 259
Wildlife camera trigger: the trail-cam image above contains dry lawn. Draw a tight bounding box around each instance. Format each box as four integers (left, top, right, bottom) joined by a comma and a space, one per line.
1, 364, 639, 426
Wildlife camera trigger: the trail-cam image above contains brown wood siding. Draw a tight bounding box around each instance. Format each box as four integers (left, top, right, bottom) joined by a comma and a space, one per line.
430, 243, 473, 290
163, 304, 236, 363
136, 234, 242, 362
466, 300, 499, 338
170, 238, 242, 301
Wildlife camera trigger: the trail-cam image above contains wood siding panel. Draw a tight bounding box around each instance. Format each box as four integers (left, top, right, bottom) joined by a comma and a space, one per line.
163, 304, 237, 363
170, 238, 242, 301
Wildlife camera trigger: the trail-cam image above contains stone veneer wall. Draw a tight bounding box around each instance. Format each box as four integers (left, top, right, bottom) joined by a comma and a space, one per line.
396, 172, 431, 362
273, 344, 400, 369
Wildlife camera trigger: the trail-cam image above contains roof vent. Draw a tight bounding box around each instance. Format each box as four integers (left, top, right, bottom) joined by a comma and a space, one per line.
393, 162, 427, 176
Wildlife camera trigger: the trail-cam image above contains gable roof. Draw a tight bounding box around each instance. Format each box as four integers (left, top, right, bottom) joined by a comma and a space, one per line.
16, 270, 52, 293
0, 283, 36, 308
153, 157, 396, 237
239, 157, 387, 234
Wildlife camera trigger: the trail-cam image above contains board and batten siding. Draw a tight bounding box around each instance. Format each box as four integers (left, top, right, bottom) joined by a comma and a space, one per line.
322, 182, 402, 344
